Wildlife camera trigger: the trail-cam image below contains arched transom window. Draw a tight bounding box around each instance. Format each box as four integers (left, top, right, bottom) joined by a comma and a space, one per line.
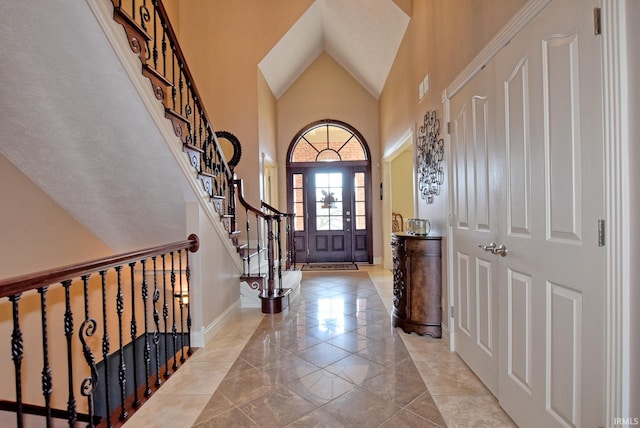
289, 121, 368, 163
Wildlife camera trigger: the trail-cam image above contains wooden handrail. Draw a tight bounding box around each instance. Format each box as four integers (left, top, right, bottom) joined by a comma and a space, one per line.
261, 201, 293, 218
0, 234, 199, 299
235, 180, 275, 220
150, 0, 234, 181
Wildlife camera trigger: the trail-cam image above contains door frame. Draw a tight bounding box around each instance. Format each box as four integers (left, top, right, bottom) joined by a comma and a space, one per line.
382, 127, 417, 270
287, 161, 372, 264
443, 0, 631, 418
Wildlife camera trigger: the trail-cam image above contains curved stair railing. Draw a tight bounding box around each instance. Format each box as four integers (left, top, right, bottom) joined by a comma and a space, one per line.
262, 201, 296, 272
107, 0, 295, 313
112, 0, 236, 227
0, 235, 199, 428
235, 180, 293, 314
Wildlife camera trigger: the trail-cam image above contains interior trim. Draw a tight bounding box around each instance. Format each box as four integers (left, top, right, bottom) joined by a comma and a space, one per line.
443, 0, 552, 101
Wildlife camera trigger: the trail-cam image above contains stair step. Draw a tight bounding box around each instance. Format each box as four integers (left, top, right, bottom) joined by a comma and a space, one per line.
241, 248, 266, 260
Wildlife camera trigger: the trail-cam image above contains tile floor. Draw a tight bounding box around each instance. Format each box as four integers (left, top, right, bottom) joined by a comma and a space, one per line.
123, 266, 515, 428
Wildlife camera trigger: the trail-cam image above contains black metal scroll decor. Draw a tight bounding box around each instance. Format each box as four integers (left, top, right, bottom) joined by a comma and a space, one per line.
416, 111, 445, 203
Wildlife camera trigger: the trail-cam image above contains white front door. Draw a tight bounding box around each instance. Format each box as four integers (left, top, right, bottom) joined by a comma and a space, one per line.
450, 0, 605, 426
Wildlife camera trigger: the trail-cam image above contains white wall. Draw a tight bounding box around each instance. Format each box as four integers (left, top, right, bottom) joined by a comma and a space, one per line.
186, 202, 242, 346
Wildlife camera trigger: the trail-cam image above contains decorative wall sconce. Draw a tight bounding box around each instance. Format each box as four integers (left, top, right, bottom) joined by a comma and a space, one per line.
174, 291, 189, 305
416, 110, 445, 203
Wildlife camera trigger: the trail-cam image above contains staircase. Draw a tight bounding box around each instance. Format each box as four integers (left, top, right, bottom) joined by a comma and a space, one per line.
107, 0, 300, 313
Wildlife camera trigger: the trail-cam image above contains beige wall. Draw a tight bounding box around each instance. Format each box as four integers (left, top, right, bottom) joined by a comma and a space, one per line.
171, 0, 313, 206
258, 70, 278, 202
187, 203, 241, 331
390, 148, 414, 224
277, 52, 382, 262
380, 0, 526, 328
168, 0, 525, 266
0, 154, 113, 279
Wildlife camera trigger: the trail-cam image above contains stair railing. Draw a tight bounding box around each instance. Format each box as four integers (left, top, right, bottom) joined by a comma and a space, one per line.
261, 202, 296, 272
0, 235, 199, 428
106, 1, 294, 313
234, 180, 276, 294
110, 0, 236, 231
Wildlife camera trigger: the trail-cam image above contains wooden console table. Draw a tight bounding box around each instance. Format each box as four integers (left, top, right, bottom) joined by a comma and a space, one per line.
391, 233, 442, 338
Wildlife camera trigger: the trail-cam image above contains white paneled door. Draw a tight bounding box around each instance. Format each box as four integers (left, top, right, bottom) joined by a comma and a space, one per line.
451, 0, 604, 426
450, 62, 500, 395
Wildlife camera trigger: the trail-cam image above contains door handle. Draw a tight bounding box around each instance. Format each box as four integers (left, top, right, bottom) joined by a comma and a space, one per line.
492, 244, 508, 257
478, 242, 497, 252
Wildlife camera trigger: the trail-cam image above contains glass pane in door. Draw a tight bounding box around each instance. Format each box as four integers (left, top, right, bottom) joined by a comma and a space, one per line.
315, 172, 343, 231
354, 172, 367, 230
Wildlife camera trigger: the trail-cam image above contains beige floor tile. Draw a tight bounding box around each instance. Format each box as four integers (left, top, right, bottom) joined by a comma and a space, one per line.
123, 268, 515, 428
123, 393, 210, 428
434, 395, 517, 428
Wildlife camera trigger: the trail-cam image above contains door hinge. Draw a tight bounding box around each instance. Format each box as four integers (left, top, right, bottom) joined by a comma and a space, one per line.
447, 122, 451, 134
450, 306, 455, 319
594, 7, 602, 35
598, 219, 605, 247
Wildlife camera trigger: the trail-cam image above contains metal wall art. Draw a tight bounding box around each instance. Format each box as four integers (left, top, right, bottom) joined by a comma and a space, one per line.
416, 110, 445, 203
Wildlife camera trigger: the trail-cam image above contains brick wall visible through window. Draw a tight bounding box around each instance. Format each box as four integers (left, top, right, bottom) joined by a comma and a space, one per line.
290, 123, 367, 162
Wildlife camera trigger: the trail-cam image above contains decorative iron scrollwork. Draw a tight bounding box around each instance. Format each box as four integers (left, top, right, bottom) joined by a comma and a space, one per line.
416, 111, 445, 203
392, 255, 404, 309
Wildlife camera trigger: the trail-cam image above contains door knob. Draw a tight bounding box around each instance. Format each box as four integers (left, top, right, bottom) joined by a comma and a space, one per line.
492, 244, 508, 257
478, 242, 497, 252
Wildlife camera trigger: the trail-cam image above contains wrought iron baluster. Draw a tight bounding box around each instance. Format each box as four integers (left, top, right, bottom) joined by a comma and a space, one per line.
162, 22, 168, 83
9, 293, 24, 428
171, 44, 176, 111
140, 0, 148, 31
198, 108, 204, 154
276, 215, 283, 292
179, 65, 184, 116
115, 266, 128, 421
286, 214, 293, 270
152, 256, 162, 386
140, 0, 151, 61
257, 213, 262, 277
170, 252, 178, 370
185, 82, 192, 145
129, 262, 140, 408
151, 1, 158, 69
245, 207, 250, 275
62, 279, 77, 426
185, 252, 192, 356
162, 254, 170, 378
267, 218, 275, 296
94, 270, 111, 427
178, 250, 185, 363
190, 92, 197, 149
141, 259, 152, 397
38, 286, 53, 427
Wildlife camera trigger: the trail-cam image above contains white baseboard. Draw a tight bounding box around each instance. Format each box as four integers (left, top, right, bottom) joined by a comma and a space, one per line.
191, 298, 241, 347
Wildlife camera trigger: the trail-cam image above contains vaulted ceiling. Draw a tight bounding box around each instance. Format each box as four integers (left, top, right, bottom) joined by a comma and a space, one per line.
258, 0, 410, 99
